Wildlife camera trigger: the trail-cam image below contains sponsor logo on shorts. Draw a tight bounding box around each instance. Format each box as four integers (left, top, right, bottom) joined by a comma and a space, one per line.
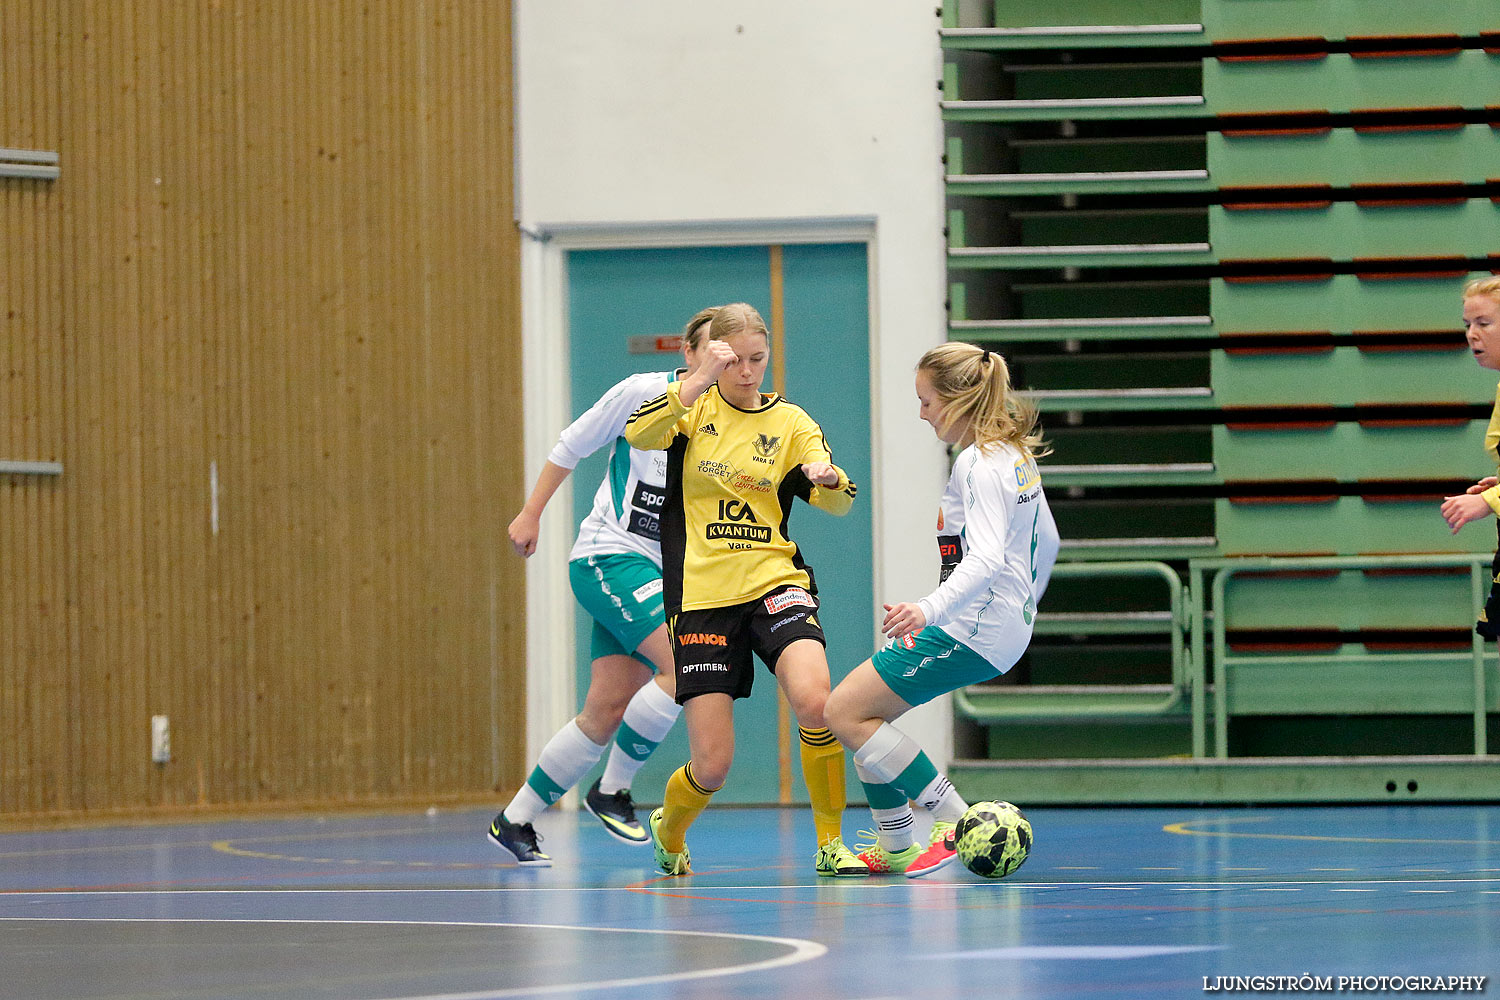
764, 587, 816, 615
770, 612, 805, 632
680, 661, 730, 673
631, 579, 663, 603
678, 632, 728, 646
901, 633, 917, 650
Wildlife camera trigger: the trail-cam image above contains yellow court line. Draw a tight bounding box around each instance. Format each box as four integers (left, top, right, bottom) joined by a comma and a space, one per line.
209, 839, 510, 870
0, 824, 446, 860
1163, 818, 1494, 846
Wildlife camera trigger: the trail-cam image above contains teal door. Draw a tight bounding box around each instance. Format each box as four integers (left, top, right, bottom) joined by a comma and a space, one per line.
566, 243, 873, 805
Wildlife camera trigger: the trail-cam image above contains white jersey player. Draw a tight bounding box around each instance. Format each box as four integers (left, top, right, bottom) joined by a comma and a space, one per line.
487, 308, 716, 867
824, 341, 1058, 880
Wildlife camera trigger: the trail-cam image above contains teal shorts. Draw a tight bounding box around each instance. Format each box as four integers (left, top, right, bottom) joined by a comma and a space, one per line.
870, 627, 999, 707
569, 553, 667, 668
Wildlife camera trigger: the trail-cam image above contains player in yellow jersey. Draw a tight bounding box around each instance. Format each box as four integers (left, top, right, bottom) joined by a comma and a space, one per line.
1441, 277, 1500, 637
623, 302, 867, 877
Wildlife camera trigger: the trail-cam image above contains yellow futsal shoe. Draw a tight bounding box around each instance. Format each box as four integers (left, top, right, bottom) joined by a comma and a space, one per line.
815, 836, 872, 877
853, 830, 923, 875
648, 808, 692, 877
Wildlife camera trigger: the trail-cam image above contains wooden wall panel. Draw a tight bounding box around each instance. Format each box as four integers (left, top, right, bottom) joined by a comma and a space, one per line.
0, 0, 524, 817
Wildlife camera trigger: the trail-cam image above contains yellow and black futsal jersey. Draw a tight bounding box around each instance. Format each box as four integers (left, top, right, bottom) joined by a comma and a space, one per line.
624, 381, 857, 616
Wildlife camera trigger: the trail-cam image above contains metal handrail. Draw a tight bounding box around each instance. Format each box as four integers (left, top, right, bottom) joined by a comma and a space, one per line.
954, 560, 1189, 721
1191, 553, 1495, 760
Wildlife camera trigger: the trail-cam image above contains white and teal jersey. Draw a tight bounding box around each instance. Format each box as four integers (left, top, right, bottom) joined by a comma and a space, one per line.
917, 440, 1059, 672
552, 369, 681, 567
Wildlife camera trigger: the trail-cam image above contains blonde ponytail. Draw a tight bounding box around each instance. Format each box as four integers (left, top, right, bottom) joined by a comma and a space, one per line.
916, 343, 1048, 460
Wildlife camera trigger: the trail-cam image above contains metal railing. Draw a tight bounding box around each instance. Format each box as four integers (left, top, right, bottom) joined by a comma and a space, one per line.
1189, 553, 1497, 759
955, 553, 1497, 762
953, 560, 1191, 724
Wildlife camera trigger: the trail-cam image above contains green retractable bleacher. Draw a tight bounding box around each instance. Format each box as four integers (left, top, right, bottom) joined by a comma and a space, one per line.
940, 0, 1500, 803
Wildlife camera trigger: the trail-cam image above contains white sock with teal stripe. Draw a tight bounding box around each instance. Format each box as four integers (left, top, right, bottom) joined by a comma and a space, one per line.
599, 679, 680, 795
855, 760, 917, 851
853, 721, 968, 826
503, 720, 607, 825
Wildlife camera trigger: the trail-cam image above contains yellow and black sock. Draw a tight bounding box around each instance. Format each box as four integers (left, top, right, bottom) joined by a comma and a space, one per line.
798, 726, 847, 847
658, 762, 718, 852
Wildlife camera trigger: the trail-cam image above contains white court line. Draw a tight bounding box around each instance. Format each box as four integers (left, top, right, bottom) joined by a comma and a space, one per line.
923, 944, 1225, 960
0, 916, 826, 1000
8, 875, 1500, 900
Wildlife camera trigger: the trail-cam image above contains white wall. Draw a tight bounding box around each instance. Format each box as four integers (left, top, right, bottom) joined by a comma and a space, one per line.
514, 1, 955, 773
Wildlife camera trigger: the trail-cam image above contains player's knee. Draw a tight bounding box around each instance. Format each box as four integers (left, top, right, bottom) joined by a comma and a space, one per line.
822, 685, 855, 739
691, 754, 731, 791
786, 689, 829, 730
576, 698, 628, 737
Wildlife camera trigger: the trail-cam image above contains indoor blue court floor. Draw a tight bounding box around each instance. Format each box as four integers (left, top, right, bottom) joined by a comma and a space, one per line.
1, 803, 1496, 999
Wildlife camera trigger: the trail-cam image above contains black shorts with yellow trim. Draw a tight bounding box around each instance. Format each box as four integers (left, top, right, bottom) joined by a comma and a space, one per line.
669, 584, 826, 703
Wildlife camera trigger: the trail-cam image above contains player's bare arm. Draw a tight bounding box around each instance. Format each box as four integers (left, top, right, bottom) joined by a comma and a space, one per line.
508, 460, 572, 557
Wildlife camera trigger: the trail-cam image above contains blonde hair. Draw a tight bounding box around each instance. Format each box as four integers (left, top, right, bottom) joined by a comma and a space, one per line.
1463, 277, 1500, 302
917, 342, 1048, 459
682, 306, 720, 350
707, 302, 769, 343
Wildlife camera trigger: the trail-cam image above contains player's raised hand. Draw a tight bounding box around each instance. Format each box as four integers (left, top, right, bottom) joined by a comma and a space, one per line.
1466, 476, 1498, 495
801, 462, 839, 487
1441, 492, 1493, 534
681, 340, 739, 404
882, 601, 927, 639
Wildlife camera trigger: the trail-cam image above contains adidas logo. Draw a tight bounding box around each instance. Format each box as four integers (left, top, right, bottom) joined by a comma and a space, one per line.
699, 423, 718, 436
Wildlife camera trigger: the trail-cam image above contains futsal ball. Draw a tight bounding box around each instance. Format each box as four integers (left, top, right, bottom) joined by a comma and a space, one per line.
954, 800, 1032, 879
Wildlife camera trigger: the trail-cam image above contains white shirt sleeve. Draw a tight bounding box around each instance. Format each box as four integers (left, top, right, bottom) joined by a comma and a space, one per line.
918, 453, 1014, 627
1033, 499, 1060, 599
547, 372, 660, 470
